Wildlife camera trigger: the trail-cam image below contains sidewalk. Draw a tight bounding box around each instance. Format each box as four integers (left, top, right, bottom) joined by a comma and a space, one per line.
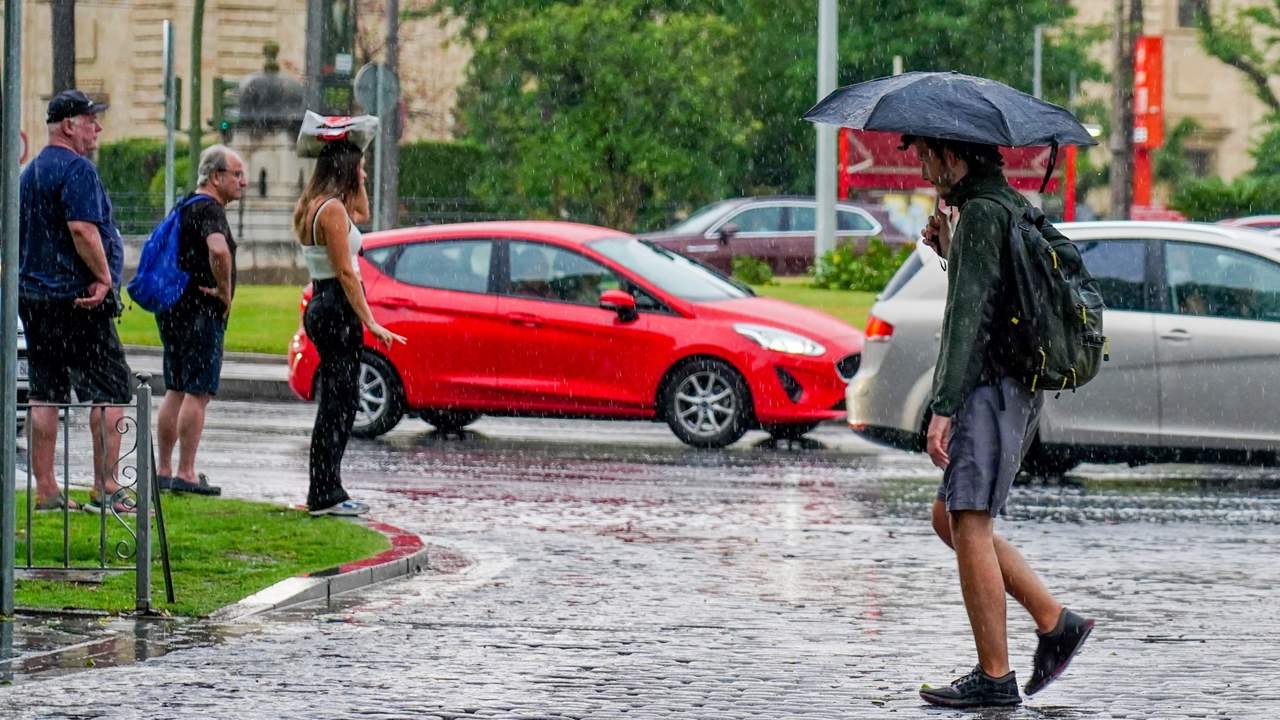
0, 517, 429, 682
126, 345, 296, 402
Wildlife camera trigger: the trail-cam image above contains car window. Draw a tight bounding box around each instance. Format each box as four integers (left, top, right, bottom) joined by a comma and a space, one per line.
1165, 241, 1280, 322
1077, 239, 1147, 311
837, 209, 876, 231
668, 200, 734, 234
508, 241, 622, 305
589, 237, 751, 301
724, 206, 784, 233
393, 240, 493, 293
362, 246, 396, 273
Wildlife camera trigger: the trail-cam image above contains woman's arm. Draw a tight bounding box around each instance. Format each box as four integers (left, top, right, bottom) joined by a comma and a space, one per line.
318, 201, 405, 347
345, 178, 371, 225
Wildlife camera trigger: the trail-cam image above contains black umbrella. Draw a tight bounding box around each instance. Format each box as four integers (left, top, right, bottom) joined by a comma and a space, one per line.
803, 71, 1097, 191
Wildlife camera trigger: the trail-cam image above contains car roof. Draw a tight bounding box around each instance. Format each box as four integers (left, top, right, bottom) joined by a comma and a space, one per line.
1056, 221, 1280, 261
362, 221, 631, 249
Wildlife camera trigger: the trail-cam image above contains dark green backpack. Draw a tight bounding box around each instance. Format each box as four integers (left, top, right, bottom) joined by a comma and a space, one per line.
980, 195, 1108, 395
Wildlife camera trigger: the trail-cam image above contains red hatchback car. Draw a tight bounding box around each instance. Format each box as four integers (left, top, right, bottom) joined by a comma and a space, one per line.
287, 221, 863, 447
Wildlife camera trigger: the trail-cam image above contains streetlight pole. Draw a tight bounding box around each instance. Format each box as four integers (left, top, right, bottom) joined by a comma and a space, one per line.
815, 0, 837, 259
2, 0, 24, 618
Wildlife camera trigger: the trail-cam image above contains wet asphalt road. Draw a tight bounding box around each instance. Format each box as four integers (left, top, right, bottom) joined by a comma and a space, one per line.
4, 401, 1280, 719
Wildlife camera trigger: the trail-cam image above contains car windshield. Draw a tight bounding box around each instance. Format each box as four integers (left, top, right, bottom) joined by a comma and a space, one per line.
589, 237, 751, 301
665, 200, 735, 234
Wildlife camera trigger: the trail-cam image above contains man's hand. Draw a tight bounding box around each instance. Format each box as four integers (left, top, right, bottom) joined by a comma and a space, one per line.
922, 206, 954, 258
926, 414, 953, 470
199, 285, 233, 318
73, 281, 110, 309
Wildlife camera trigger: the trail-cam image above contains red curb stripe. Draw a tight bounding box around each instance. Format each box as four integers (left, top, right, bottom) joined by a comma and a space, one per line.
306, 519, 425, 577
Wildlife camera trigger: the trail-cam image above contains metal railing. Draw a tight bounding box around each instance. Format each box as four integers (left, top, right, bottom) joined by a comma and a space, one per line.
12, 375, 172, 613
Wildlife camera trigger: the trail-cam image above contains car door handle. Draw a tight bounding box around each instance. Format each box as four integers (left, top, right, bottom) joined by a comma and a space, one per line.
375, 295, 417, 309
1159, 328, 1192, 342
506, 312, 542, 328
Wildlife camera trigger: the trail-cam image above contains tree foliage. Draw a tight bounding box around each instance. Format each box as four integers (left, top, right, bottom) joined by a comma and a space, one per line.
1197, 1, 1280, 113
439, 0, 1106, 230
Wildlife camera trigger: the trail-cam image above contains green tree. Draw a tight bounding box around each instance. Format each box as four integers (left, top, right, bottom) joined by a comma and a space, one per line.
1197, 1, 1280, 114
453, 1, 750, 230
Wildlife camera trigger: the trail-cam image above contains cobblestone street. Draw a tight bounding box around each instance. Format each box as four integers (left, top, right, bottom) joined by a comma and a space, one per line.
3, 404, 1278, 718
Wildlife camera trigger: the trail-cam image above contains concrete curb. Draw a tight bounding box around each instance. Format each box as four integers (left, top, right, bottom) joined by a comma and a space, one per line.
125, 344, 299, 403
209, 518, 429, 622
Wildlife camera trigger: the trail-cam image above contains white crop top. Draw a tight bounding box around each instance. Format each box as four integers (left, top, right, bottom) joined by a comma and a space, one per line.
303, 197, 362, 280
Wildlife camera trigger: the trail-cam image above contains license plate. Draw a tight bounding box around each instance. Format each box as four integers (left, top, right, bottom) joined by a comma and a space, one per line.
17, 358, 28, 381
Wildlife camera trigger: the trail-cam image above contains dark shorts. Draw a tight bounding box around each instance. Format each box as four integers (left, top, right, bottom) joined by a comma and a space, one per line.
18, 297, 134, 404
937, 378, 1043, 517
157, 309, 226, 396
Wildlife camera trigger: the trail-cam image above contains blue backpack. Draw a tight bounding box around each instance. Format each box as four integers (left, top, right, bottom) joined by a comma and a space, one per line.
127, 194, 213, 313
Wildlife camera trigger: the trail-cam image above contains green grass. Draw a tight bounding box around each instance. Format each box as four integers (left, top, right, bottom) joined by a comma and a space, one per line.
752, 276, 877, 331
15, 490, 390, 617
118, 280, 877, 354
118, 286, 304, 355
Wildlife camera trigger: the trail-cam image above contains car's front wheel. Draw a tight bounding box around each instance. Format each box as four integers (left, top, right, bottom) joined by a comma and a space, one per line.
421, 409, 481, 433
662, 358, 752, 448
350, 351, 405, 439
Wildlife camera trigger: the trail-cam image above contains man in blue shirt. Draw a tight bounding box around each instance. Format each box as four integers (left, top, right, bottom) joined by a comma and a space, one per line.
18, 89, 133, 513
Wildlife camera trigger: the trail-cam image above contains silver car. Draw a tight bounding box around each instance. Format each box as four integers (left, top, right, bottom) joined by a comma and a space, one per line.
847, 221, 1280, 474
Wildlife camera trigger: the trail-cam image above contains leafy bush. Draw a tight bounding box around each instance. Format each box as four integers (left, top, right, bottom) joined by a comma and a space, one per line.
1169, 175, 1280, 221
732, 255, 774, 286
399, 141, 487, 199
146, 155, 194, 208
98, 138, 187, 197
810, 239, 913, 292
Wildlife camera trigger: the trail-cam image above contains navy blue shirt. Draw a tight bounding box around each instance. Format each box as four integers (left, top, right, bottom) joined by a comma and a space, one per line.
19, 146, 123, 301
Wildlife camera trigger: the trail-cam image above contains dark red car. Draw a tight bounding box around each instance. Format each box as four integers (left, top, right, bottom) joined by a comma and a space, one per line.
287, 221, 863, 447
640, 196, 909, 275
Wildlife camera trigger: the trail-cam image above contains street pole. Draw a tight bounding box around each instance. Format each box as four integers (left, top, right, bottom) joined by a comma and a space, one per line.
815, 0, 837, 259
1033, 24, 1044, 99
51, 0, 74, 92
188, 0, 206, 190
382, 0, 400, 230
163, 20, 177, 213
2, 0, 24, 619
372, 67, 384, 231
304, 0, 325, 111
1109, 0, 1139, 220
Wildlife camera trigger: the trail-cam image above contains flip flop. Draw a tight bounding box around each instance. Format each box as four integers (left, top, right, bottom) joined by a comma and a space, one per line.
84, 489, 136, 515
34, 493, 81, 511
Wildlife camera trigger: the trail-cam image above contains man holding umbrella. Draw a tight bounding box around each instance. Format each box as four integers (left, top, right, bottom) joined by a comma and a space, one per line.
806, 72, 1097, 708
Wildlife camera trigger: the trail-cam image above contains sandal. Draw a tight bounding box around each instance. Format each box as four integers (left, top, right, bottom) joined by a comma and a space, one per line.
34, 493, 81, 511
84, 489, 136, 515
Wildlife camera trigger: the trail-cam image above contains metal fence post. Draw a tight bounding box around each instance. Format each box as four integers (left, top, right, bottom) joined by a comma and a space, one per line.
134, 375, 152, 613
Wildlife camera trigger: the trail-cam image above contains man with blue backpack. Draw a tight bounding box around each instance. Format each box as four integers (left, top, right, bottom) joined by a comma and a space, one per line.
132, 145, 246, 496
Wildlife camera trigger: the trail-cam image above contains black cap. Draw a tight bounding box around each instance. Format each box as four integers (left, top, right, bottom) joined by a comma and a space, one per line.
46, 89, 109, 124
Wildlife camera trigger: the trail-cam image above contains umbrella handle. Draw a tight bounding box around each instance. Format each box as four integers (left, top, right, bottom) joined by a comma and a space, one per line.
1040, 141, 1059, 195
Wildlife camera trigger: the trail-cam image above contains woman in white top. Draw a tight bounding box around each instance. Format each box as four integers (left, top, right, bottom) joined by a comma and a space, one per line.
292, 139, 404, 516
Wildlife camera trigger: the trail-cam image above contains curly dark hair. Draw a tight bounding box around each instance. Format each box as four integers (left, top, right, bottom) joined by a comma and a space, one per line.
899, 134, 1004, 171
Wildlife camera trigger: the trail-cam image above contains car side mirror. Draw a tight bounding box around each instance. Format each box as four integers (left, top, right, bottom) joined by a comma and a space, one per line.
599, 289, 639, 322
717, 223, 739, 244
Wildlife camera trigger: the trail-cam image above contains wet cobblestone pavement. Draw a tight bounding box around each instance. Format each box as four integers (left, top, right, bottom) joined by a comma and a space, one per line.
4, 403, 1280, 718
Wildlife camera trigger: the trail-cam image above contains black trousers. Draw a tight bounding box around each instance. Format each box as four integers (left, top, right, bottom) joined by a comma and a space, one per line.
303, 279, 361, 509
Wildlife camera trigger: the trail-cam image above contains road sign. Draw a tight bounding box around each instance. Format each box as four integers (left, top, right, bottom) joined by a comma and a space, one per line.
353, 63, 400, 116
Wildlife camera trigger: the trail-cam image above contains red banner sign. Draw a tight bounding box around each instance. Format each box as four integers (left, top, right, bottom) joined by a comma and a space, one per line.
1134, 35, 1164, 149
838, 129, 1063, 196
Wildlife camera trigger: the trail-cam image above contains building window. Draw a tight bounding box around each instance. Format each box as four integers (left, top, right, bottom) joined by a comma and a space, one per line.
1179, 0, 1209, 27
1187, 149, 1214, 177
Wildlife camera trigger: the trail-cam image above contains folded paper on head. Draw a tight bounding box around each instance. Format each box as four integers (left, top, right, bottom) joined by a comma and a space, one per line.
296, 111, 380, 157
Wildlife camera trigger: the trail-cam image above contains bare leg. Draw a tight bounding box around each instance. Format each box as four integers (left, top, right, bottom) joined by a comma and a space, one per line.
933, 499, 1062, 632
156, 390, 185, 478
175, 394, 212, 483
28, 404, 61, 500
89, 405, 124, 496
950, 509, 1009, 677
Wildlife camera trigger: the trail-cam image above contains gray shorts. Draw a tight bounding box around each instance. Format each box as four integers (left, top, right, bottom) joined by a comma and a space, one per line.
936, 378, 1043, 517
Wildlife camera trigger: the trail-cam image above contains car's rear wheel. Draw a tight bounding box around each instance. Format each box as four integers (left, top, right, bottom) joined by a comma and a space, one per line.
662, 358, 751, 448
421, 409, 481, 433
764, 421, 820, 441
350, 351, 405, 439
1022, 439, 1079, 478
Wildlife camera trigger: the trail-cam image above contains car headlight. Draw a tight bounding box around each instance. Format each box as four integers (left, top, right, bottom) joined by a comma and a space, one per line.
733, 323, 826, 357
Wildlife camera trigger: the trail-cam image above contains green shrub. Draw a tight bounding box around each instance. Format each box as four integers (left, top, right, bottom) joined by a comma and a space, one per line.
732, 255, 774, 286
1169, 174, 1280, 221
810, 239, 913, 292
98, 138, 187, 197
399, 141, 487, 198
146, 155, 194, 208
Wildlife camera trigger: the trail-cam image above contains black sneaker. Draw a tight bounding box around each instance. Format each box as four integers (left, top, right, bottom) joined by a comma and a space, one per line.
920, 666, 1021, 708
1025, 608, 1095, 696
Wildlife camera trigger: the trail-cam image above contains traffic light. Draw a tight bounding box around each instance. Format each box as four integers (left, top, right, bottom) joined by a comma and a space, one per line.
210, 77, 239, 141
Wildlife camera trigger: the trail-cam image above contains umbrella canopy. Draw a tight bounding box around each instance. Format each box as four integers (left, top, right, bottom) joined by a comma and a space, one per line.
803, 71, 1097, 149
